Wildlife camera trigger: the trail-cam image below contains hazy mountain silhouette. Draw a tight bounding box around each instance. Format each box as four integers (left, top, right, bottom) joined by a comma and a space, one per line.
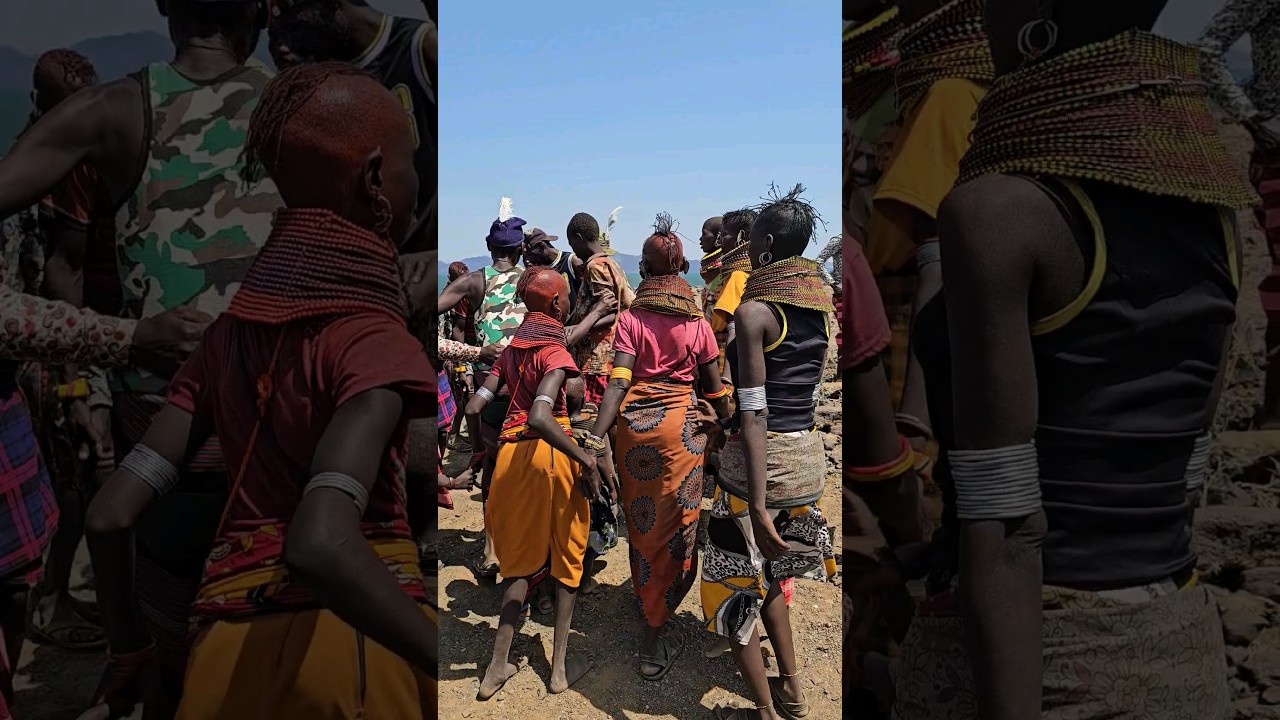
0, 31, 274, 153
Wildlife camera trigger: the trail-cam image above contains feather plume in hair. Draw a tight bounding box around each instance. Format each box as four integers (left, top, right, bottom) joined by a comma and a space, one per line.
598, 206, 622, 251
498, 197, 514, 222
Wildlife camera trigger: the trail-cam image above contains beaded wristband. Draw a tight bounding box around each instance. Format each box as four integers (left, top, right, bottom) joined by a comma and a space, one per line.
704, 385, 731, 400
846, 436, 915, 483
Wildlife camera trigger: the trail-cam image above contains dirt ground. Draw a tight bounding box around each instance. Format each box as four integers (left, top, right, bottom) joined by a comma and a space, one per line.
436, 389, 845, 719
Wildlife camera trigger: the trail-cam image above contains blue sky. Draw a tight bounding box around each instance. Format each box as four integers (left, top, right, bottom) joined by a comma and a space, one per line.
438, 1, 838, 261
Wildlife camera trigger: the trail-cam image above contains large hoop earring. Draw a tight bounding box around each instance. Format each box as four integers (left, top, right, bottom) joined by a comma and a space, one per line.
372, 191, 394, 238
1017, 18, 1058, 62
759, 251, 772, 266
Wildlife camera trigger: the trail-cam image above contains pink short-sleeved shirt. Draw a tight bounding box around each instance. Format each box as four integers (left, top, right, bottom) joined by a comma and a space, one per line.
612, 309, 718, 382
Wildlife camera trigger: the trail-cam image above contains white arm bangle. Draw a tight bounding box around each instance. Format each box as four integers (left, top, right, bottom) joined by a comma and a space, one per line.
736, 386, 767, 412
534, 394, 555, 406
304, 472, 371, 517
120, 444, 180, 497
950, 442, 1041, 520
475, 386, 496, 403
1184, 434, 1212, 493
916, 242, 941, 269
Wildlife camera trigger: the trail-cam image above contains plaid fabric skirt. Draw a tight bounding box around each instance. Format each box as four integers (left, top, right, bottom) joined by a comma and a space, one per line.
0, 386, 57, 584
437, 369, 456, 431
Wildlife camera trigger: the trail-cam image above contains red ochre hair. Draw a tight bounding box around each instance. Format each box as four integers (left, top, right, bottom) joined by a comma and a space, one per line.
516, 266, 568, 315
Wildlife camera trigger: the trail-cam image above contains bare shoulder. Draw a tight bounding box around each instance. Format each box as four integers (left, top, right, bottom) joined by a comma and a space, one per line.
939, 174, 1070, 279
733, 299, 775, 328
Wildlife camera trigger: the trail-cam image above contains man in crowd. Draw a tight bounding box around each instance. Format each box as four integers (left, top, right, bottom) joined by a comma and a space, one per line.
0, 0, 282, 709
267, 0, 437, 252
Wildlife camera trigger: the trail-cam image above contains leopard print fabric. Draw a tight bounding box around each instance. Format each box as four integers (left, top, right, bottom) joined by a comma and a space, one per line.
1195, 0, 1280, 123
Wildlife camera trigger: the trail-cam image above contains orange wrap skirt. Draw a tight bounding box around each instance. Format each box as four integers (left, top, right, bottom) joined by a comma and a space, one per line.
616, 381, 705, 628
175, 605, 438, 719
486, 435, 589, 587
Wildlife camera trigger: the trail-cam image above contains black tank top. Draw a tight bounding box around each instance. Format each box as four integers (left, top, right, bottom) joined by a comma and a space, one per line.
359, 16, 436, 250
914, 177, 1239, 591
727, 303, 830, 432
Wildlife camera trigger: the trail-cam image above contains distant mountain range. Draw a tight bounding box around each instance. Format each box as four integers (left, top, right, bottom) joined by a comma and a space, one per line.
0, 31, 273, 153
437, 251, 704, 291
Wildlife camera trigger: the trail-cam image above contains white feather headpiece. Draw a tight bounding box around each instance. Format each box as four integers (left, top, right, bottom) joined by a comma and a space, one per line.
497, 197, 513, 222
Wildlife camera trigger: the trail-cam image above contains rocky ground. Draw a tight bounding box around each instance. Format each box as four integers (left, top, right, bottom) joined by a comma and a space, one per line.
1199, 123, 1280, 719
436, 365, 846, 719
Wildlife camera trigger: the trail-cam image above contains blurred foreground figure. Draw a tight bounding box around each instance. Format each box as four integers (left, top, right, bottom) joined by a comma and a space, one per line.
893, 0, 1252, 718
1194, 0, 1280, 429
86, 63, 437, 719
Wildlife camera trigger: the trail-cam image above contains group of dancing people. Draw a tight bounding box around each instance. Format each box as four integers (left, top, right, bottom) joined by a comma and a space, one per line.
0, 0, 442, 718
435, 192, 839, 719
844, 0, 1262, 718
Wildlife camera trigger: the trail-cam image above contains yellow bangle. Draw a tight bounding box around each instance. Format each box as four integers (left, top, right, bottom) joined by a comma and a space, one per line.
609, 367, 633, 382
704, 386, 730, 400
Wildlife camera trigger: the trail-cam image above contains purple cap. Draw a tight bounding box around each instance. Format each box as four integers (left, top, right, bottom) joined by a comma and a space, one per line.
487, 217, 527, 248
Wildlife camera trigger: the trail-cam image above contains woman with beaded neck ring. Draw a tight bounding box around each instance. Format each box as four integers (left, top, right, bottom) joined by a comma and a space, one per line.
84, 63, 438, 719
586, 213, 731, 681
701, 185, 837, 720
896, 0, 1251, 718
460, 266, 599, 700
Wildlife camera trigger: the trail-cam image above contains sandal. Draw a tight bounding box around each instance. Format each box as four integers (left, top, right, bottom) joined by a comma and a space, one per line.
471, 558, 499, 580
26, 591, 106, 652
638, 634, 683, 682
767, 675, 811, 719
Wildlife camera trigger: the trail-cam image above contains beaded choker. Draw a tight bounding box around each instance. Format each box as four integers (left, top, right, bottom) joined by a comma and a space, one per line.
958, 31, 1258, 209
632, 274, 702, 318
894, 0, 993, 117
844, 8, 903, 119
741, 256, 834, 314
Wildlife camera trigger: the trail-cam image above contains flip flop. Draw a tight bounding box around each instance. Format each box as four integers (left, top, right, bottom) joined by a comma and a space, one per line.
471, 558, 500, 580
638, 634, 683, 682
27, 617, 106, 652
767, 676, 811, 720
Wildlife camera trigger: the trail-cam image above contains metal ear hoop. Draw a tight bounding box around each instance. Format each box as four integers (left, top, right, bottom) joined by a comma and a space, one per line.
372, 192, 394, 238
1017, 19, 1059, 62
759, 252, 773, 266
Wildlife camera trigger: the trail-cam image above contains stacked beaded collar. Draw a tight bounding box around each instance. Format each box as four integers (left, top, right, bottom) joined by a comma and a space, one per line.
894, 0, 994, 117
958, 30, 1258, 209
844, 7, 904, 119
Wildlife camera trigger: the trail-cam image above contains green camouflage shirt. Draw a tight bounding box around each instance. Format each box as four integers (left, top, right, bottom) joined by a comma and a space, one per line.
113, 61, 283, 395
473, 265, 525, 379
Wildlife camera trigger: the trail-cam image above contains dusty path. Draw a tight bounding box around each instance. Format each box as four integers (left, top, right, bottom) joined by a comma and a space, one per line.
436, 402, 845, 720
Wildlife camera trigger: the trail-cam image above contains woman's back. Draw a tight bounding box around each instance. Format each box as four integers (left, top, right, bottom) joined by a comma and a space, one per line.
614, 308, 717, 382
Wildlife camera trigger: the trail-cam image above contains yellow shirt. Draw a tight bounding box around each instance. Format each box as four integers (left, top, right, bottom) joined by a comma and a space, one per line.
710, 270, 748, 333
866, 78, 987, 274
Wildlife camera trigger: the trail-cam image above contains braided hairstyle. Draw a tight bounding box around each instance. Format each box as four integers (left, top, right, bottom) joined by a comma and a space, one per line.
753, 183, 825, 260
32, 50, 97, 114
721, 207, 758, 247
642, 212, 685, 276
243, 62, 417, 238
515, 265, 568, 317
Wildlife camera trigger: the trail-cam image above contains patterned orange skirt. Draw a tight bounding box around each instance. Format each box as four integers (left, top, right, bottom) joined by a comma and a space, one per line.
616, 381, 706, 628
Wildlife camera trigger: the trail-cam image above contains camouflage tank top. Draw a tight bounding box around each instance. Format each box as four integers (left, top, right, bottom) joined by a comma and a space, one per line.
474, 265, 525, 377
114, 61, 283, 395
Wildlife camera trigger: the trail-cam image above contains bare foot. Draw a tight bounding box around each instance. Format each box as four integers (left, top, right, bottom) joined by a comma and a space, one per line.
549, 653, 591, 694
477, 661, 519, 700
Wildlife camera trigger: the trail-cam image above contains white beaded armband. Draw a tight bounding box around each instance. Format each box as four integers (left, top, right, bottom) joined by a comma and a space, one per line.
475, 386, 496, 403
736, 386, 767, 412
950, 442, 1041, 520
120, 444, 180, 497
305, 472, 371, 517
